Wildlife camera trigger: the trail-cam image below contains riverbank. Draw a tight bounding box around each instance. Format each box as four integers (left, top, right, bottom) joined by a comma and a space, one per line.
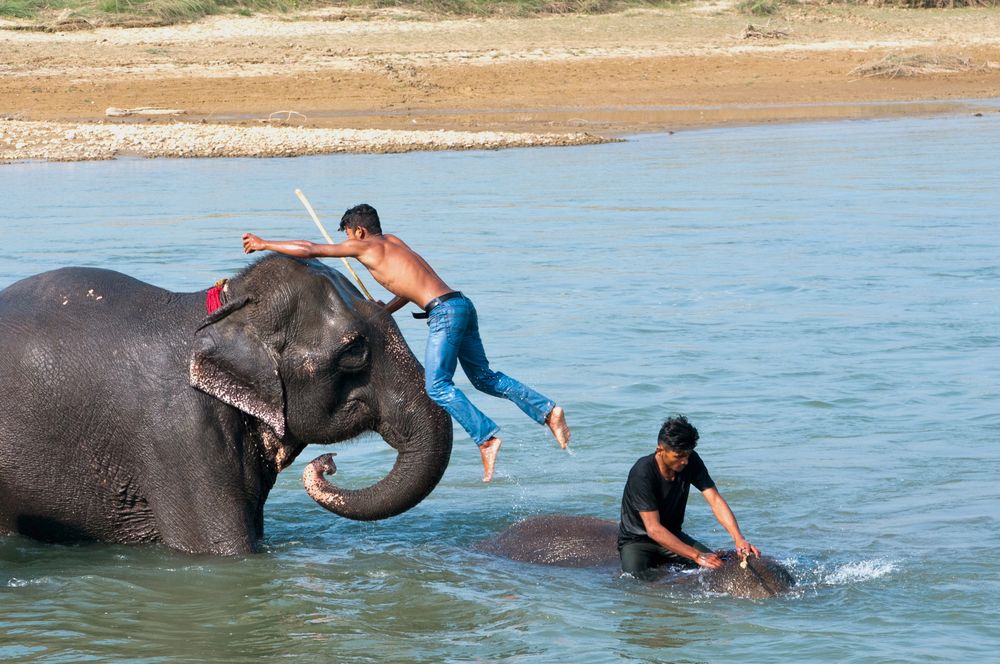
2, 3, 1000, 162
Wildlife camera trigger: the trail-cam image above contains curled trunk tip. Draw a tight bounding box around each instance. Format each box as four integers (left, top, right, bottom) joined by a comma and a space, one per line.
301, 420, 452, 521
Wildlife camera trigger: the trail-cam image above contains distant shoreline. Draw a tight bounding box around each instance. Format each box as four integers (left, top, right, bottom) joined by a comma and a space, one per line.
2, 6, 999, 163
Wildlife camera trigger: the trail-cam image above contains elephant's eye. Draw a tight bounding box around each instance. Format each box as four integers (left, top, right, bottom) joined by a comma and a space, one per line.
335, 336, 369, 372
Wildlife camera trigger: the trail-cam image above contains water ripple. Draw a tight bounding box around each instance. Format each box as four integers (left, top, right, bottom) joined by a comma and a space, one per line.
2, 115, 1000, 661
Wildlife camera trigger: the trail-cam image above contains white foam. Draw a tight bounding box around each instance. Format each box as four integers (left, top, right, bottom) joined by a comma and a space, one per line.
6, 577, 53, 588
822, 559, 897, 585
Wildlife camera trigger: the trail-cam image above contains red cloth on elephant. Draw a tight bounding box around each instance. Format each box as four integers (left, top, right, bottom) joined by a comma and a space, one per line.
205, 279, 227, 314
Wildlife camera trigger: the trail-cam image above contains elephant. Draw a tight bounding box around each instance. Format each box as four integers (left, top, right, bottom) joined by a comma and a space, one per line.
477, 515, 795, 599
682, 550, 796, 599
0, 255, 452, 555
476, 515, 620, 568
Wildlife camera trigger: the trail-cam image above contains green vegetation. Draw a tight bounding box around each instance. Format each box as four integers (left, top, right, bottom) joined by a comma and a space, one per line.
0, 0, 305, 21
737, 0, 778, 15
2, 0, 998, 24
98, 0, 213, 21
739, 0, 997, 15
869, 0, 997, 5
0, 0, 33, 17
1, 0, 93, 19
366, 0, 660, 15
0, 0, 676, 21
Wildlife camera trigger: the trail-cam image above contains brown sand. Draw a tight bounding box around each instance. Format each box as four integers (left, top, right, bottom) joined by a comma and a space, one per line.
2, 3, 999, 161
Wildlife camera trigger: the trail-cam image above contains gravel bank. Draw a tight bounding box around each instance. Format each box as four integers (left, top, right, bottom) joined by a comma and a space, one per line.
0, 120, 612, 163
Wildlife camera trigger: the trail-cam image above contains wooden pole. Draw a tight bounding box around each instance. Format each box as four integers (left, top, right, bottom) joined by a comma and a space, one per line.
294, 189, 375, 301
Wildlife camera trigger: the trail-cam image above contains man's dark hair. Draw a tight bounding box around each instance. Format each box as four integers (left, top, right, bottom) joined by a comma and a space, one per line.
339, 204, 382, 235
657, 415, 699, 451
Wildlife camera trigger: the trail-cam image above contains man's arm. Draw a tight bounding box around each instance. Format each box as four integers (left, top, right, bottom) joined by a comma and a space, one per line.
701, 487, 761, 558
242, 233, 365, 259
638, 511, 723, 569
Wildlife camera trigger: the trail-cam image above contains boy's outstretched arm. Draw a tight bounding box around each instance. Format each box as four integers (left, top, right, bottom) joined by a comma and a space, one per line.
242, 233, 363, 258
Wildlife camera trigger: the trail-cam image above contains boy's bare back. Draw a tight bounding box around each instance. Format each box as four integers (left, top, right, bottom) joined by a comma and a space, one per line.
356, 234, 453, 309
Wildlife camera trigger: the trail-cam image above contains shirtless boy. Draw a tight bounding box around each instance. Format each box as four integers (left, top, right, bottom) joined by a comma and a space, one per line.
242, 203, 570, 482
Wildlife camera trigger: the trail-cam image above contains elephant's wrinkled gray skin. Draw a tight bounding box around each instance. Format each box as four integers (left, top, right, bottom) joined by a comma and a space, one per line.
0, 255, 452, 555
680, 550, 795, 599
478, 515, 794, 599
476, 515, 620, 568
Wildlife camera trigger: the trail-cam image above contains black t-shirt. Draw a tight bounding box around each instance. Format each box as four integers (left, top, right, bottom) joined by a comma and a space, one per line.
617, 451, 715, 548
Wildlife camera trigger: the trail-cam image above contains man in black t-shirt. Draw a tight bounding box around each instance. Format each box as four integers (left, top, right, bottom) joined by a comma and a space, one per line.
618, 415, 760, 577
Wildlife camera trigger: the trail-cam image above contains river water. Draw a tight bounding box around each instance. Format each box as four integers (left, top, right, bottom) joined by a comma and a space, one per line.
2, 112, 998, 662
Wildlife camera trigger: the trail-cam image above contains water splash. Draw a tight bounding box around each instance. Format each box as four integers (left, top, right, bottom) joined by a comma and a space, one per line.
6, 577, 54, 588
820, 559, 898, 585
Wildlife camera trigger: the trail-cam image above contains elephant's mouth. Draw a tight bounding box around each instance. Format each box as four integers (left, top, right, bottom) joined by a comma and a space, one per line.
261, 427, 300, 471
330, 398, 378, 438
262, 398, 376, 474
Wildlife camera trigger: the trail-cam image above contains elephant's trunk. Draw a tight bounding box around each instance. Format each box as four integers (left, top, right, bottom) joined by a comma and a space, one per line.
302, 402, 452, 521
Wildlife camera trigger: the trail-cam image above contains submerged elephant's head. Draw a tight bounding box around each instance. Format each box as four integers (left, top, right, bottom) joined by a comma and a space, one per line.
189, 255, 452, 521
692, 550, 796, 599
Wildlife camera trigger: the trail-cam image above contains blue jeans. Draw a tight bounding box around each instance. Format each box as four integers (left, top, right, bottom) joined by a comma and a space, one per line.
424, 295, 555, 446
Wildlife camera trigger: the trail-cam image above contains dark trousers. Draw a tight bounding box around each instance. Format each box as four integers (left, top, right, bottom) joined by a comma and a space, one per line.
619, 532, 712, 578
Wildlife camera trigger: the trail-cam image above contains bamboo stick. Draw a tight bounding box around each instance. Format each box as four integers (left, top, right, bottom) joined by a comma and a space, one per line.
294, 189, 375, 301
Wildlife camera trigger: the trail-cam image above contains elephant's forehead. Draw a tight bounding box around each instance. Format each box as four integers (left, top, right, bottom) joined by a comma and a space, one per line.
312, 265, 365, 312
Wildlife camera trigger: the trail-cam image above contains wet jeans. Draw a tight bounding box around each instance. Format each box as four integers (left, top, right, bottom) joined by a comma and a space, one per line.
424, 294, 555, 446
619, 532, 712, 578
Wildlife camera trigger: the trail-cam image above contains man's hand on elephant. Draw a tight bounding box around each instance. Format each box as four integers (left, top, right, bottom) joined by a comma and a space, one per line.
735, 538, 761, 559
694, 551, 723, 569
242, 233, 265, 254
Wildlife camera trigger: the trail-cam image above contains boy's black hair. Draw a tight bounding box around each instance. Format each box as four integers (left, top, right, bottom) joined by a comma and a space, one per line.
339, 204, 382, 235
657, 415, 699, 451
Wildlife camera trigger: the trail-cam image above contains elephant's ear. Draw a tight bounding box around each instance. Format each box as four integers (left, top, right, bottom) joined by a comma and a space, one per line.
189, 296, 287, 438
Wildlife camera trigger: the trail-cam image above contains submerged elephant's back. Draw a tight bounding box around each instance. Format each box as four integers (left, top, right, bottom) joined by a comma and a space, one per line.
478, 515, 619, 568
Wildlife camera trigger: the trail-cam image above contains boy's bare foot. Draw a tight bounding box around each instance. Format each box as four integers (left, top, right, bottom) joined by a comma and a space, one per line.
546, 406, 571, 449
480, 437, 502, 482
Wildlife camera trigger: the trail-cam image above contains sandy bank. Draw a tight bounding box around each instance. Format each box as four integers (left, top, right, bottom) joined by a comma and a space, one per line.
0, 120, 608, 163
2, 5, 999, 163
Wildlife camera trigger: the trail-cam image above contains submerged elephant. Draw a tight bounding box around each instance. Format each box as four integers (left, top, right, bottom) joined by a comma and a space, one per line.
0, 255, 452, 555
477, 515, 795, 599
476, 515, 620, 568
681, 550, 795, 599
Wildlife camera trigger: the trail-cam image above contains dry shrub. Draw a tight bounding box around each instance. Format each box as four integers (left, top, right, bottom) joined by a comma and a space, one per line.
850, 54, 986, 78
741, 23, 789, 38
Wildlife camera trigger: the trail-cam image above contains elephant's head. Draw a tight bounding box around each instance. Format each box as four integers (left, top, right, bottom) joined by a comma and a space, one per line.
695, 551, 796, 599
189, 254, 452, 521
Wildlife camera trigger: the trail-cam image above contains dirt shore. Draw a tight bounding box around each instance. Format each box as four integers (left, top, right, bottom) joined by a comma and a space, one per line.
2, 3, 1000, 162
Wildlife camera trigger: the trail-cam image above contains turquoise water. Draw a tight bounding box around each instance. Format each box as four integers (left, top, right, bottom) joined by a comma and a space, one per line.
2, 113, 998, 662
